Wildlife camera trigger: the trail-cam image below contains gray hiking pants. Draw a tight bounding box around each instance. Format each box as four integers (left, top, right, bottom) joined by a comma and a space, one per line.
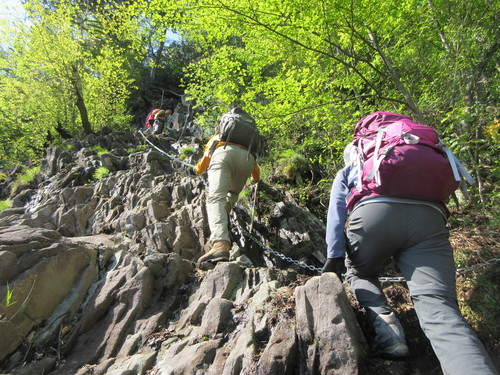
206, 145, 256, 242
344, 201, 497, 375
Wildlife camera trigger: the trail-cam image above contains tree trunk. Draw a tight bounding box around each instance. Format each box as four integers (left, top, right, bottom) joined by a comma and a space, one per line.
427, 0, 451, 53
71, 65, 92, 134
368, 30, 425, 123
150, 27, 169, 81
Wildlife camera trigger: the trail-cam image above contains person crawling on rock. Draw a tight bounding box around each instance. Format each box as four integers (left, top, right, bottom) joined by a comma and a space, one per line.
144, 107, 174, 134
322, 112, 497, 375
194, 106, 260, 264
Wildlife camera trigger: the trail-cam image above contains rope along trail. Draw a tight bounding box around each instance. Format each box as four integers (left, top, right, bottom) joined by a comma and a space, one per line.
138, 132, 499, 282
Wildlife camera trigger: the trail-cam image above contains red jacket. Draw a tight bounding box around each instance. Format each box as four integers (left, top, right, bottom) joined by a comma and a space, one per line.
145, 109, 169, 128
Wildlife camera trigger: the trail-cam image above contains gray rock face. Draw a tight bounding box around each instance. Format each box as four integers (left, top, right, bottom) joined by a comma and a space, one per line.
0, 226, 101, 362
0, 127, 368, 374
295, 274, 368, 374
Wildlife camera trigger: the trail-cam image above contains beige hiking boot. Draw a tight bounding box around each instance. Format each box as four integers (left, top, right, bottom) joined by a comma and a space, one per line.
198, 240, 230, 263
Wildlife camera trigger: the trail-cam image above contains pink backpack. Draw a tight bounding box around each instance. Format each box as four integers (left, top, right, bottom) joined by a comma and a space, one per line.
346, 111, 475, 211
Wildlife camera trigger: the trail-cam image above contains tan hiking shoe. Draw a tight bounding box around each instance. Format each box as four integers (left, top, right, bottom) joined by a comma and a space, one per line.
198, 240, 230, 263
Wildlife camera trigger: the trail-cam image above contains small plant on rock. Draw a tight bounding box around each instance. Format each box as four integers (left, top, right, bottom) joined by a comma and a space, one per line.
11, 166, 41, 194
179, 146, 196, 161
1, 280, 35, 323
0, 200, 12, 210
126, 145, 147, 153
93, 166, 110, 181
275, 149, 309, 183
91, 145, 108, 155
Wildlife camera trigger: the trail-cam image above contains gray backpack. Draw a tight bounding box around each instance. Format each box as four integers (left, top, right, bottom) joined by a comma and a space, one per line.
216, 112, 261, 156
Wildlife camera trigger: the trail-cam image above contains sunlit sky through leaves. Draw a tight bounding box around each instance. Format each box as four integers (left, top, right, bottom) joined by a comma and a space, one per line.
0, 0, 26, 22
0, 0, 180, 43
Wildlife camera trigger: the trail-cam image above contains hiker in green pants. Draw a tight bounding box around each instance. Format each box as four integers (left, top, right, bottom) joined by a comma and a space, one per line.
194, 107, 260, 263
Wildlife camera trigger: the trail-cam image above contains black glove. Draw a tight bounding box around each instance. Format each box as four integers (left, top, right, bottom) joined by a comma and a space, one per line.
321, 257, 346, 279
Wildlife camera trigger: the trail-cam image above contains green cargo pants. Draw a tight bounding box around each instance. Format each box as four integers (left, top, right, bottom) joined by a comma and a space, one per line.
206, 145, 256, 242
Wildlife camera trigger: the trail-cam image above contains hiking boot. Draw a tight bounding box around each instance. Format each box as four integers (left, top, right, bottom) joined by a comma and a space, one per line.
198, 240, 230, 263
371, 312, 409, 359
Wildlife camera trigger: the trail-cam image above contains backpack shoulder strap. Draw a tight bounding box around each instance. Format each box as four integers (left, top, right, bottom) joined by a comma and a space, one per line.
223, 115, 238, 149
207, 136, 220, 157
353, 143, 364, 191
366, 127, 388, 182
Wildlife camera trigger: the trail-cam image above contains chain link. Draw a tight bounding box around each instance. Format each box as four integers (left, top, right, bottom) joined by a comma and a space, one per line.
377, 276, 407, 283
136, 136, 500, 282
238, 225, 323, 273
138, 130, 196, 169
236, 223, 500, 282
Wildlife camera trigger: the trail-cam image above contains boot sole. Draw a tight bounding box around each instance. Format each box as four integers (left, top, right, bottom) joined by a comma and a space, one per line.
206, 256, 229, 263
371, 343, 409, 360
198, 253, 230, 264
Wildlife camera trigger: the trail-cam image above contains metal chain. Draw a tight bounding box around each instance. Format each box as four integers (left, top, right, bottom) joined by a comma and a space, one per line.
238, 225, 323, 273
235, 223, 500, 282
134, 136, 500, 282
377, 276, 407, 283
138, 130, 196, 169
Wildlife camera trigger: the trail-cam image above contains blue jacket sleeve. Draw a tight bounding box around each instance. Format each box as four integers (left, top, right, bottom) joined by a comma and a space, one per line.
325, 166, 357, 258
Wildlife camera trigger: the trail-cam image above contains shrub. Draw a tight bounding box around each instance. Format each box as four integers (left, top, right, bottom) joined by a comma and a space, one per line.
0, 200, 12, 210
275, 149, 309, 182
93, 167, 110, 180
179, 146, 196, 161
12, 166, 41, 191
91, 145, 108, 155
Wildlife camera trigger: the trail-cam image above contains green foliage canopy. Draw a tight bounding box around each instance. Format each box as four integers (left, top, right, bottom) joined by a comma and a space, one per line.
0, 0, 144, 167
148, 0, 498, 204
0, 0, 497, 206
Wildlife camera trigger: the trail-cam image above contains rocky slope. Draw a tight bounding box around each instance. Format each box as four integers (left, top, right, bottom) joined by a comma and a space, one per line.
0, 116, 373, 375
0, 113, 497, 374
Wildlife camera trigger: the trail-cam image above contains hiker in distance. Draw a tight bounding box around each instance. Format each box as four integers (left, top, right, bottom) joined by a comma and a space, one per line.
322, 112, 497, 375
194, 106, 260, 263
144, 107, 174, 134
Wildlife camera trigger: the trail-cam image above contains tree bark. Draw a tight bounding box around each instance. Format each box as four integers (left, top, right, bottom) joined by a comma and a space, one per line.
71, 65, 92, 134
150, 27, 169, 81
427, 0, 451, 53
368, 30, 425, 123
